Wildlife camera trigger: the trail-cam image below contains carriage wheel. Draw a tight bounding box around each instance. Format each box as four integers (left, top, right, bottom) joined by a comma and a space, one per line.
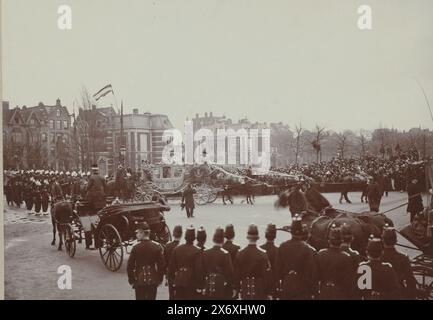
63, 224, 76, 258
154, 223, 171, 247
98, 224, 124, 272
193, 185, 210, 205
207, 189, 218, 203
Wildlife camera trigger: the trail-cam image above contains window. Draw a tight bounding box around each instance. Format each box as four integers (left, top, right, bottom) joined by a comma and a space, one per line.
63, 120, 68, 129
30, 119, 35, 125
50, 120, 55, 129
12, 132, 22, 143
50, 133, 55, 143
41, 133, 47, 142
57, 120, 62, 130
56, 109, 61, 117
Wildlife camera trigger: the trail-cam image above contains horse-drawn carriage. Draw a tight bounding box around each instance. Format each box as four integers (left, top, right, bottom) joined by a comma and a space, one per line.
275, 184, 433, 299
135, 163, 266, 205
397, 214, 433, 299
52, 200, 171, 272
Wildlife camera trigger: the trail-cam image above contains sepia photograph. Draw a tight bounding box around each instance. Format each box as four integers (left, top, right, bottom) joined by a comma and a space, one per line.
1, 0, 433, 306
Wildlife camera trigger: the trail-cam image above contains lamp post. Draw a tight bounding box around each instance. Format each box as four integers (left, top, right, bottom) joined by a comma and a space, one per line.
120, 146, 126, 167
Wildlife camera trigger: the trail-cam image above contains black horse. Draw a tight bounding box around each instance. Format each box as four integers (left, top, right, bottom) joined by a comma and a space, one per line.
50, 200, 74, 251
275, 187, 394, 254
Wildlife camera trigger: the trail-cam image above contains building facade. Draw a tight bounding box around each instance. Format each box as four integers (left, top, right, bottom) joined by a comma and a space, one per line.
190, 112, 291, 167
75, 106, 173, 175
3, 99, 72, 170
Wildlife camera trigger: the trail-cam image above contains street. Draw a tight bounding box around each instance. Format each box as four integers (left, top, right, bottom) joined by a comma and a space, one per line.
3, 191, 423, 300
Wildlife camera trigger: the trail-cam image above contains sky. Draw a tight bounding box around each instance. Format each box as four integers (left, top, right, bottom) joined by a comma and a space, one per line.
2, 0, 433, 133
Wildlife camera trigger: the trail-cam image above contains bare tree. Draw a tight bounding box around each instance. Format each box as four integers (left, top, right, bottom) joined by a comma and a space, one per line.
335, 130, 354, 158
357, 129, 370, 156
311, 124, 327, 163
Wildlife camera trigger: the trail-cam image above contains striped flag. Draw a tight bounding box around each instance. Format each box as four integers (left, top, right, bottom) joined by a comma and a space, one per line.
93, 84, 114, 101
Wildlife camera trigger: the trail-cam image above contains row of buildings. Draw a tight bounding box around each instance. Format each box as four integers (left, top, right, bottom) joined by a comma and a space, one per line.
2, 100, 173, 176
2, 99, 291, 175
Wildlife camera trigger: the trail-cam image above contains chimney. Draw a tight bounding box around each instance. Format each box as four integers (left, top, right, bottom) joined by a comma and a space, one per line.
2, 101, 9, 112
133, 108, 138, 114
205, 112, 208, 118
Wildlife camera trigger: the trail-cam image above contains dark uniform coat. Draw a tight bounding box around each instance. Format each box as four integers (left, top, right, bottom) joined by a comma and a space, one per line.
358, 260, 401, 300
277, 239, 318, 299
51, 182, 64, 201
260, 241, 279, 297
234, 244, 271, 300
316, 247, 354, 299
167, 243, 201, 299
200, 246, 235, 299
182, 188, 196, 209
164, 239, 181, 300
86, 173, 106, 209
406, 182, 423, 214
367, 182, 382, 212
382, 247, 417, 299
127, 239, 165, 286
341, 245, 364, 299
127, 239, 165, 300
223, 240, 240, 264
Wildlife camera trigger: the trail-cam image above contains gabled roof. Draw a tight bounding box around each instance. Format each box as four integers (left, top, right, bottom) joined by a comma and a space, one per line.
7, 107, 26, 125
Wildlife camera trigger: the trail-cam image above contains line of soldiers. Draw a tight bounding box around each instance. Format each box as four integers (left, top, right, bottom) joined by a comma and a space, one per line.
125, 218, 418, 300
3, 169, 95, 214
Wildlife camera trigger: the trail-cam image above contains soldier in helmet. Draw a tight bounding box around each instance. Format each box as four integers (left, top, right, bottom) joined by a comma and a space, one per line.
223, 224, 240, 264
260, 223, 279, 299
358, 236, 401, 300
222, 224, 240, 299
234, 224, 271, 300
381, 225, 417, 299
316, 225, 353, 299
199, 227, 235, 300
277, 215, 318, 300
127, 222, 165, 300
167, 225, 201, 299
340, 223, 363, 299
196, 226, 207, 251
164, 225, 183, 300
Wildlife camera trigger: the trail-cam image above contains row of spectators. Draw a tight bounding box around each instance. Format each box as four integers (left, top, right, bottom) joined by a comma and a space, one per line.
215, 154, 427, 190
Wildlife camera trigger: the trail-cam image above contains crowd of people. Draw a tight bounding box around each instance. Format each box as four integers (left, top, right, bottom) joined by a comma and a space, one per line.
127, 218, 417, 300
